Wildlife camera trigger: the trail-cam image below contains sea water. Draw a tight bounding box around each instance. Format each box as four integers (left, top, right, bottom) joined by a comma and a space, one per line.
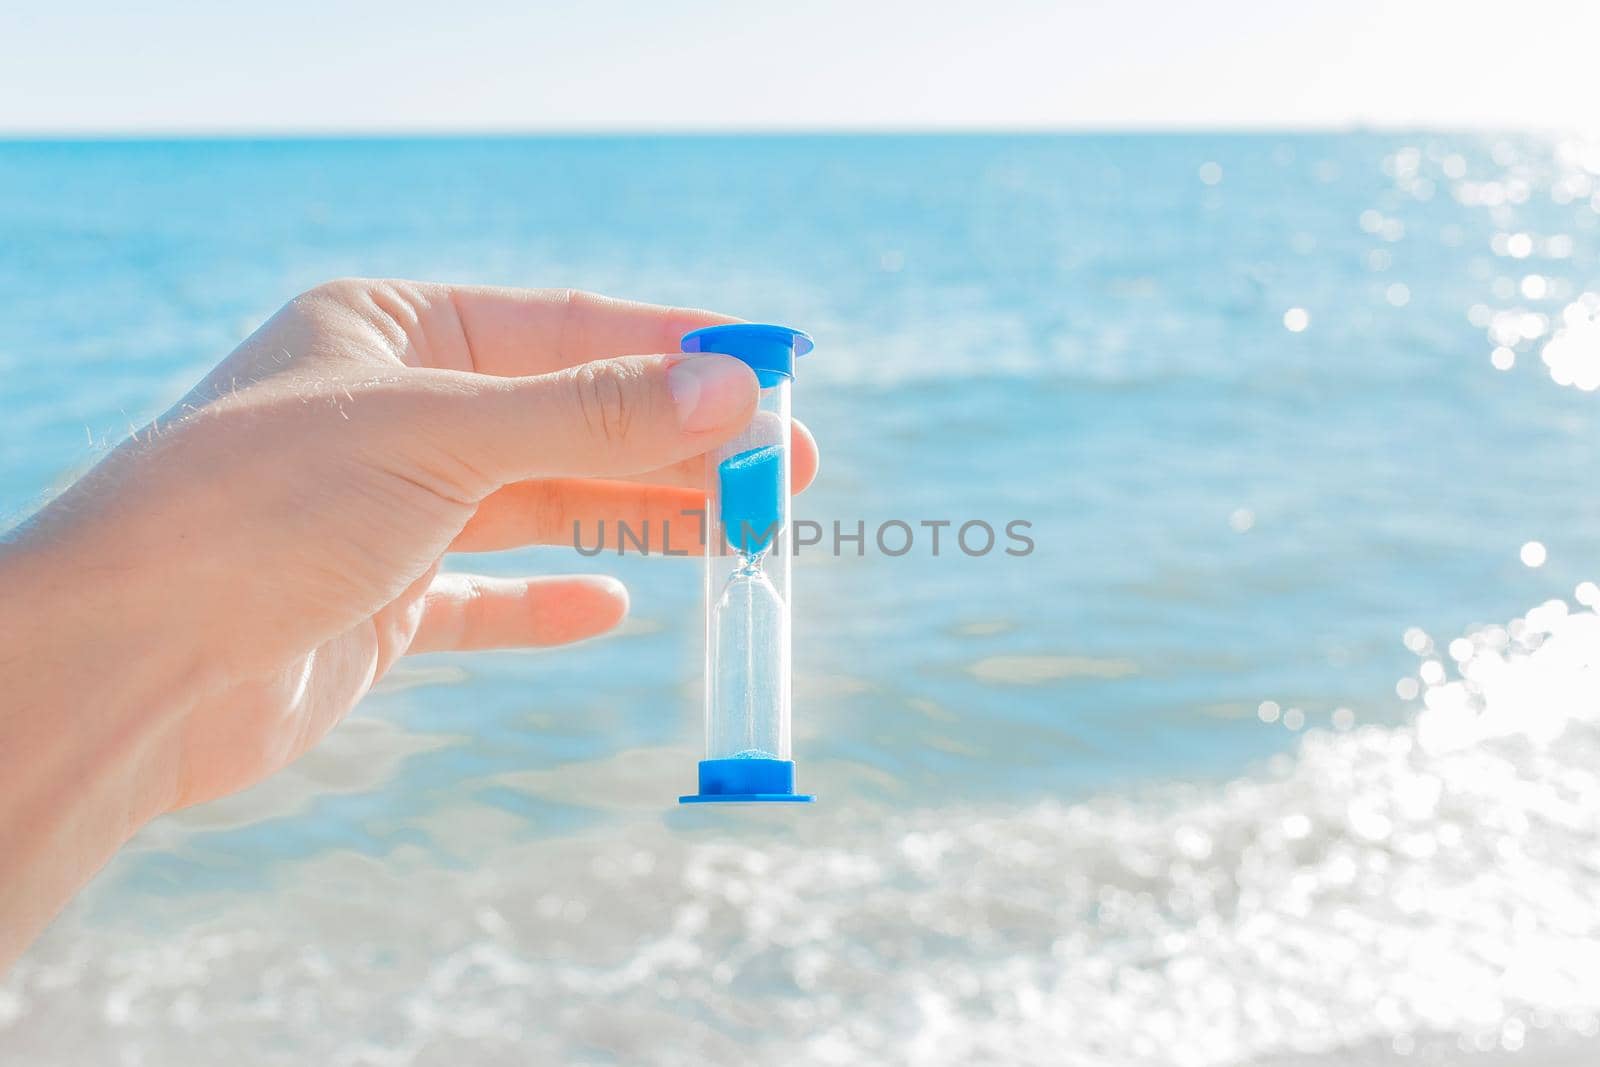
2, 134, 1600, 1064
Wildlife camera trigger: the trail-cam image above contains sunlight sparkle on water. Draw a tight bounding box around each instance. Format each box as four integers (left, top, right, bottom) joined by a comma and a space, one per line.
1541, 296, 1600, 391
1440, 135, 1600, 394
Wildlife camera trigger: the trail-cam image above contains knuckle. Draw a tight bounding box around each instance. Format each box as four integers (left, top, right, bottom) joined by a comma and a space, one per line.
300, 277, 372, 307
363, 280, 426, 328
306, 278, 427, 352
549, 287, 607, 360
571, 361, 638, 446
529, 480, 572, 543
552, 287, 606, 315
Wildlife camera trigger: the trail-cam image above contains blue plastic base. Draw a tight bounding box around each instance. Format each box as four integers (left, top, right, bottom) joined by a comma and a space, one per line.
679, 757, 814, 804
679, 793, 815, 804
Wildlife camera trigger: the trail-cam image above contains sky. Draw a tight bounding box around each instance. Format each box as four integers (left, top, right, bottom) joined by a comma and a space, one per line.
2, 1, 1595, 134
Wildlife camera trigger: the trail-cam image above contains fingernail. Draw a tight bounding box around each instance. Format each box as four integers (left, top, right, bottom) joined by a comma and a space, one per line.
667, 355, 752, 432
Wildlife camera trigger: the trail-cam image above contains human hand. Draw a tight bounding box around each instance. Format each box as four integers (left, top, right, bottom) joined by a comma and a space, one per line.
0, 280, 818, 964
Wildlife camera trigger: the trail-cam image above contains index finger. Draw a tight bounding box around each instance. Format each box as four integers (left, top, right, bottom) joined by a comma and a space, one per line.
376, 282, 738, 376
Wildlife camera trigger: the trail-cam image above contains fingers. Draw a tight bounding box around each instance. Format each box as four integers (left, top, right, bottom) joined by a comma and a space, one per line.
354, 280, 738, 376
394, 352, 759, 492
451, 287, 736, 375
450, 480, 707, 553
624, 418, 820, 492
448, 419, 819, 553
406, 573, 629, 654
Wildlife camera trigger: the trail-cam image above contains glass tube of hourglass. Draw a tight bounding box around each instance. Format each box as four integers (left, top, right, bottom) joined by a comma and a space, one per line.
705, 389, 791, 762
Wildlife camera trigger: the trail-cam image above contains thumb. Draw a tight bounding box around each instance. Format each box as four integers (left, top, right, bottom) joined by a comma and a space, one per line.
399, 353, 759, 492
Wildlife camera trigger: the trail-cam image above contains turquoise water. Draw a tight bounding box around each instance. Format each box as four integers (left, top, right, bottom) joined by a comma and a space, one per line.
4, 134, 1600, 1064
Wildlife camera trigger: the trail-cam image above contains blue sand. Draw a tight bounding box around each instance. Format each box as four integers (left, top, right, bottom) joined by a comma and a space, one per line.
719, 445, 784, 555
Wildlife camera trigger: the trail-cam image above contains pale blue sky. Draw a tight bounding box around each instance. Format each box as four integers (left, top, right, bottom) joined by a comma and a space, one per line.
3, 1, 1594, 134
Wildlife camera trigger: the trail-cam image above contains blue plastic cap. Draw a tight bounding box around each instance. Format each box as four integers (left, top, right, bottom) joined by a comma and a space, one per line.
719, 445, 783, 554
679, 757, 814, 804
680, 323, 813, 388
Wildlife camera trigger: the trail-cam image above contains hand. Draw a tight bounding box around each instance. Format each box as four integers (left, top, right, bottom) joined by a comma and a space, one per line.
0, 279, 819, 967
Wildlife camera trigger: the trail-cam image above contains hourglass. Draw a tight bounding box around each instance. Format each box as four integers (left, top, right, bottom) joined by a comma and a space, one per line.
678, 324, 815, 804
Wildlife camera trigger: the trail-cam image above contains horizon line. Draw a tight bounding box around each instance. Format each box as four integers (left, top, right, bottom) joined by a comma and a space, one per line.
0, 121, 1576, 143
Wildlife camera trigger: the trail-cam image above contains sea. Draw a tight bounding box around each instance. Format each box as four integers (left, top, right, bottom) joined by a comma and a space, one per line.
2, 133, 1600, 1065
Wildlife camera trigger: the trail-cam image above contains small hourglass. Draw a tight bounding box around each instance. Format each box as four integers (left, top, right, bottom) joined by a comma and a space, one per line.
678, 324, 815, 804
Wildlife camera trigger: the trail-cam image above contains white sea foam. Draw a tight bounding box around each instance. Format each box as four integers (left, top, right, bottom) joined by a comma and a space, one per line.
5, 601, 1600, 1065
